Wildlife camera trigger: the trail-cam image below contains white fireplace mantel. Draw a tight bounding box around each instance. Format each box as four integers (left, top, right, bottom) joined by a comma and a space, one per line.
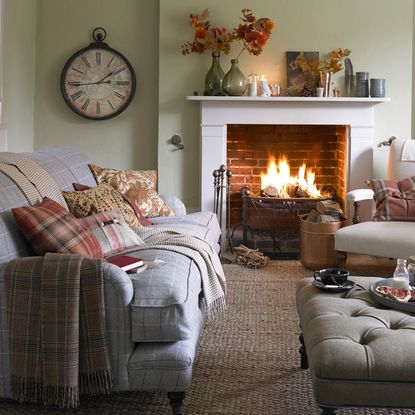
188, 96, 390, 219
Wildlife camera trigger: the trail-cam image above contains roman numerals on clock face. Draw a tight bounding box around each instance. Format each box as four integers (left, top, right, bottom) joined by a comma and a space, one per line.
61, 46, 135, 120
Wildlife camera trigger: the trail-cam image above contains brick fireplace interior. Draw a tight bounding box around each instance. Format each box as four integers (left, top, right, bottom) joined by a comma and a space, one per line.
227, 124, 348, 256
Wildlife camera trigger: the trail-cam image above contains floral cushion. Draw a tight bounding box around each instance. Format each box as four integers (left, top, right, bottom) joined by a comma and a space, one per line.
12, 197, 103, 258
89, 164, 174, 218
78, 211, 144, 257
62, 184, 141, 228
366, 177, 415, 221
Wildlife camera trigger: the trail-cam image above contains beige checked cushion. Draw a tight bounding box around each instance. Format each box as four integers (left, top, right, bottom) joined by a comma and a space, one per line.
89, 164, 174, 218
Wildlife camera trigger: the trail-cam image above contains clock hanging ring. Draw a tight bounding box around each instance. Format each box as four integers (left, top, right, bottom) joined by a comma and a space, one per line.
60, 27, 136, 120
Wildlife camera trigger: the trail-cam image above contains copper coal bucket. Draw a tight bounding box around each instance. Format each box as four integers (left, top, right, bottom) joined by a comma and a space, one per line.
299, 213, 346, 271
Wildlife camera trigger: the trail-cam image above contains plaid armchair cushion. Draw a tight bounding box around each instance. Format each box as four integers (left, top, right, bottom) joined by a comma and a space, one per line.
367, 176, 415, 221
11, 197, 103, 258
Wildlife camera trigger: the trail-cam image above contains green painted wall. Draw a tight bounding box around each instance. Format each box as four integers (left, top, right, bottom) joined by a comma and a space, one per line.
34, 0, 159, 170
159, 0, 413, 209
3, 0, 37, 152
1, 0, 413, 207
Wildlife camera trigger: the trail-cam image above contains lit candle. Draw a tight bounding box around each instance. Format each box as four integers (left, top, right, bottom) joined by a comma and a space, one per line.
248, 73, 258, 97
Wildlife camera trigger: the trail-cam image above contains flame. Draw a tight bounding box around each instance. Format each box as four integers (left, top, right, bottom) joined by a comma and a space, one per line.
260, 156, 321, 198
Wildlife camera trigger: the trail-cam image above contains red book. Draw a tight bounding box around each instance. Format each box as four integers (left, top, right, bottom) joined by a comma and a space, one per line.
107, 255, 144, 272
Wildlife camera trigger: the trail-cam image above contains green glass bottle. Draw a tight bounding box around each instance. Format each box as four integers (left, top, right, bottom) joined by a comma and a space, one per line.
204, 52, 225, 96
223, 59, 247, 96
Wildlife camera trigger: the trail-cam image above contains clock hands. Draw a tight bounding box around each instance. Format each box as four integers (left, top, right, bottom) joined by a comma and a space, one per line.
96, 71, 114, 84
71, 70, 116, 87
75, 80, 112, 86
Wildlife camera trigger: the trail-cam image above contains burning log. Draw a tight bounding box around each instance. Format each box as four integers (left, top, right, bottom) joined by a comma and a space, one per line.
234, 244, 270, 269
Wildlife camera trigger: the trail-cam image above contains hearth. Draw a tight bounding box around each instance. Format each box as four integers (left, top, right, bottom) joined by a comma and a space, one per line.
188, 95, 389, 251
227, 124, 346, 257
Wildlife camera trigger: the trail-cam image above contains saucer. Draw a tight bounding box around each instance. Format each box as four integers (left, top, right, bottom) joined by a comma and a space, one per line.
312, 279, 355, 292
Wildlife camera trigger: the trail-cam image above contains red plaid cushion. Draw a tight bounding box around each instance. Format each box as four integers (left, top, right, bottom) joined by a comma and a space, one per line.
12, 197, 103, 258
78, 211, 144, 257
367, 176, 415, 221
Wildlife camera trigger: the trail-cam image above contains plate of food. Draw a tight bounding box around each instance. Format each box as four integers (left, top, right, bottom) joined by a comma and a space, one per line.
370, 279, 415, 313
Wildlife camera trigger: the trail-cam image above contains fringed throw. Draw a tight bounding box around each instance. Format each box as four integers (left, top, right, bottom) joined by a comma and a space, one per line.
115, 226, 227, 320
4, 253, 112, 408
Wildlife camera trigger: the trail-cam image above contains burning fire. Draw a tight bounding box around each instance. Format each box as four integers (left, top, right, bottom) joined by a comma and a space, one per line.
261, 156, 322, 198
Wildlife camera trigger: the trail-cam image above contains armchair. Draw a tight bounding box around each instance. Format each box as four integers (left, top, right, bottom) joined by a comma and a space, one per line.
335, 138, 415, 260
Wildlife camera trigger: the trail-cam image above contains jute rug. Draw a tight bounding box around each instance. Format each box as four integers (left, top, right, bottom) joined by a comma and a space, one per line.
0, 260, 412, 415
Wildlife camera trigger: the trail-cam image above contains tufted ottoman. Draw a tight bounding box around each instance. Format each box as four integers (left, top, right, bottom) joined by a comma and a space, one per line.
296, 277, 415, 414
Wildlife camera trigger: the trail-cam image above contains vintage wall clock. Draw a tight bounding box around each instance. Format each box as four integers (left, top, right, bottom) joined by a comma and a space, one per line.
61, 27, 136, 120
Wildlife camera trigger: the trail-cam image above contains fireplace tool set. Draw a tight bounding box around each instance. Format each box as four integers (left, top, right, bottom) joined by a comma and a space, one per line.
213, 165, 232, 253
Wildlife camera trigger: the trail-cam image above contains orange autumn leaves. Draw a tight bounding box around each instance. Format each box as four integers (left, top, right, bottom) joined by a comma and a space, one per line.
181, 8, 275, 57
291, 48, 351, 75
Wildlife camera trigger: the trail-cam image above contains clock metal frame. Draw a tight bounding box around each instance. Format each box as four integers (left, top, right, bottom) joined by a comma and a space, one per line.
60, 28, 136, 121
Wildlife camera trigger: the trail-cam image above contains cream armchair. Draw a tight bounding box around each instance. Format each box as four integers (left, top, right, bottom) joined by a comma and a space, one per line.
335, 138, 415, 259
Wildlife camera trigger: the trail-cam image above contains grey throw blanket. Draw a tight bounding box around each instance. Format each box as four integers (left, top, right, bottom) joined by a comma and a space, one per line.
124, 226, 226, 319
4, 253, 112, 408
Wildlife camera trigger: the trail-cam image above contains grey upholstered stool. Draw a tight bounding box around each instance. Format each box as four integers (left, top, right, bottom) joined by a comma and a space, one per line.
296, 277, 415, 414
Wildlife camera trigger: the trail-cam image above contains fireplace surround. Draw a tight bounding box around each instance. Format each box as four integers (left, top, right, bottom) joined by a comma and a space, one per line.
188, 96, 389, 244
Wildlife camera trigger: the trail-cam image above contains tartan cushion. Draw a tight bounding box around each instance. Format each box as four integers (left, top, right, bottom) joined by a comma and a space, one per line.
88, 164, 174, 218
62, 184, 141, 228
78, 211, 144, 257
73, 182, 152, 226
11, 197, 103, 258
367, 177, 415, 221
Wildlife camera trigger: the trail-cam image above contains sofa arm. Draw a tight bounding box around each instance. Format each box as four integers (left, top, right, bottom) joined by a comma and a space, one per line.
102, 262, 136, 391
160, 194, 187, 216
346, 189, 374, 224
346, 189, 374, 202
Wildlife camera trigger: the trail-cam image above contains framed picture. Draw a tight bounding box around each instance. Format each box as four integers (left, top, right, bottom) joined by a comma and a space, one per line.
286, 51, 319, 96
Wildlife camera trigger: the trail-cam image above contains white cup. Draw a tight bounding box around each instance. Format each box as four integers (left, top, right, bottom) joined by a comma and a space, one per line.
316, 87, 324, 97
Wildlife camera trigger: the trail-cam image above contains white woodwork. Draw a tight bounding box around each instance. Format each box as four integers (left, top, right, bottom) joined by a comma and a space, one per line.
188, 96, 389, 232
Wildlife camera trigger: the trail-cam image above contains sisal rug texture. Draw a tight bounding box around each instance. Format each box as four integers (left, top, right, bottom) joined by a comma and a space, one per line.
0, 260, 412, 415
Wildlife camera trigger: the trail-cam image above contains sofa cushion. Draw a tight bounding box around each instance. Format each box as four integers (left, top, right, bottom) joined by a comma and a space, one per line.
62, 184, 141, 228
128, 297, 204, 392
129, 249, 201, 342
89, 164, 174, 218
367, 176, 415, 221
12, 197, 103, 258
73, 182, 152, 227
335, 220, 415, 259
78, 211, 144, 257
151, 211, 221, 253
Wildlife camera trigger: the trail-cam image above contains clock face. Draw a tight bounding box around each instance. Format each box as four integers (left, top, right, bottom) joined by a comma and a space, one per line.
61, 46, 136, 120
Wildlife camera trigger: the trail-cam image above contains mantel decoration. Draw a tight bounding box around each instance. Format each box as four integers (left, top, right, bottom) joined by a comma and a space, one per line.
223, 9, 274, 96
181, 8, 274, 96
181, 9, 232, 96
289, 48, 351, 97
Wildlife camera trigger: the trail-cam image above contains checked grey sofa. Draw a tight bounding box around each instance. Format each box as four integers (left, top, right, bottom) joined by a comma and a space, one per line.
297, 277, 415, 414
0, 147, 222, 414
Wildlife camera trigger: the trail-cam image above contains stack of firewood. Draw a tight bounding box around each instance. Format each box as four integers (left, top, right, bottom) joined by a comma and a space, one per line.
234, 244, 270, 269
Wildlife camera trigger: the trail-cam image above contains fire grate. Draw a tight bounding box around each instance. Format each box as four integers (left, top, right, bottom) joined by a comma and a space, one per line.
231, 187, 331, 259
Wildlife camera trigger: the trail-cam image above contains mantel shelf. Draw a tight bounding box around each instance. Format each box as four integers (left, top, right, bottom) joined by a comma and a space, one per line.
187, 96, 390, 103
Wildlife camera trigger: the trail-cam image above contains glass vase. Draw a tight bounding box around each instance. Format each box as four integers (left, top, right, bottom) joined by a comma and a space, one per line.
319, 71, 331, 97
204, 52, 225, 96
223, 59, 247, 96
